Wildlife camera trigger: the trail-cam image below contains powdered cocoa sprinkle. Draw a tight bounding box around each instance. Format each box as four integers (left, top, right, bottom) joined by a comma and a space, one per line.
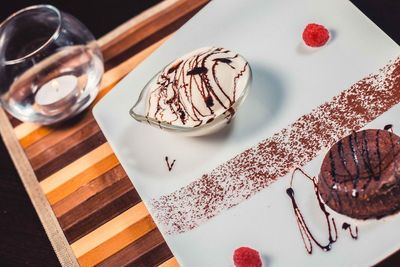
150, 57, 400, 235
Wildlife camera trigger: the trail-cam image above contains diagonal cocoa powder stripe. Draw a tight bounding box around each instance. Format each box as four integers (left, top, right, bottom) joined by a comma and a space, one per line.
150, 56, 400, 235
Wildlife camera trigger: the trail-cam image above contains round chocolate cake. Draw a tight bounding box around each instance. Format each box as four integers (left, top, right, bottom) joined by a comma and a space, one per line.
318, 129, 400, 219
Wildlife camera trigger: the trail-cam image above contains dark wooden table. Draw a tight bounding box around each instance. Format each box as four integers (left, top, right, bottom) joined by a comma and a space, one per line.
0, 0, 399, 266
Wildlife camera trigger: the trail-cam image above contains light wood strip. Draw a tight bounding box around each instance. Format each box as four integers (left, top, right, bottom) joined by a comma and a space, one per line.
46, 153, 119, 205
98, 0, 209, 60
14, 122, 42, 140
71, 202, 156, 266
159, 257, 180, 267
0, 108, 79, 266
19, 126, 53, 148
40, 142, 113, 194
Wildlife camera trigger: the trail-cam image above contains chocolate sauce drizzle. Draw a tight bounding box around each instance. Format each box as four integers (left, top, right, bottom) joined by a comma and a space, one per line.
146, 47, 249, 127
165, 156, 176, 172
384, 124, 393, 132
287, 168, 338, 254
361, 130, 378, 189
342, 223, 358, 239
287, 169, 360, 254
187, 66, 208, 75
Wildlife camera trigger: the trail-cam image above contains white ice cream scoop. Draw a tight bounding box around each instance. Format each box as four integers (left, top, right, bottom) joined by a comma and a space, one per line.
130, 47, 252, 136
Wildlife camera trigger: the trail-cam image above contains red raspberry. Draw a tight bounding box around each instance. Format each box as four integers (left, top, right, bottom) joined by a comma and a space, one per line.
233, 247, 262, 267
302, 23, 330, 47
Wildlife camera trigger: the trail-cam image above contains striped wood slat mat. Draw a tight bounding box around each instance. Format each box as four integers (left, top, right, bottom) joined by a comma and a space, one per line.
0, 0, 209, 266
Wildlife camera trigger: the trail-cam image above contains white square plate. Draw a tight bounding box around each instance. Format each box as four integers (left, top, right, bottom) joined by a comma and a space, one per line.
93, 0, 400, 266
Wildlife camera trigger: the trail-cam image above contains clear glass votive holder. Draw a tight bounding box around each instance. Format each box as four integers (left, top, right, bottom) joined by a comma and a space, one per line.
0, 5, 104, 125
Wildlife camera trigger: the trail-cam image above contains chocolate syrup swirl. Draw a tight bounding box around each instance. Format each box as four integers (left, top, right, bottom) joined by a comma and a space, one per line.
342, 223, 358, 239
287, 168, 338, 254
384, 124, 393, 131
165, 156, 176, 172
385, 125, 400, 185
375, 130, 382, 181
361, 130, 377, 190
145, 47, 250, 127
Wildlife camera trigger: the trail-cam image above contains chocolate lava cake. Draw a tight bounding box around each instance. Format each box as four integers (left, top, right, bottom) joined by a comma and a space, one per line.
318, 129, 400, 219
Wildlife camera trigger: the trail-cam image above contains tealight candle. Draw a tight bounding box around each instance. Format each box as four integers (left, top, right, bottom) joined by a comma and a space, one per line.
35, 74, 79, 115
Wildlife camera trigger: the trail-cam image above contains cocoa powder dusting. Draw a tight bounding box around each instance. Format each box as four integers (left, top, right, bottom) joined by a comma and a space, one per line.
151, 57, 400, 235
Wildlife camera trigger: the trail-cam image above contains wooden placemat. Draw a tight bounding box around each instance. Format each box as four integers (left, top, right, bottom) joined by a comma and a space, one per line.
0, 0, 209, 266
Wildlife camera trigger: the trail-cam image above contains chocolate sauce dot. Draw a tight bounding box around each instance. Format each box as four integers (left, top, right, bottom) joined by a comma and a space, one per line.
213, 58, 232, 64
286, 188, 294, 196
206, 118, 214, 124
384, 124, 393, 131
179, 110, 186, 121
187, 66, 208, 75
205, 96, 214, 107
167, 60, 183, 74
342, 223, 350, 230
342, 222, 358, 239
